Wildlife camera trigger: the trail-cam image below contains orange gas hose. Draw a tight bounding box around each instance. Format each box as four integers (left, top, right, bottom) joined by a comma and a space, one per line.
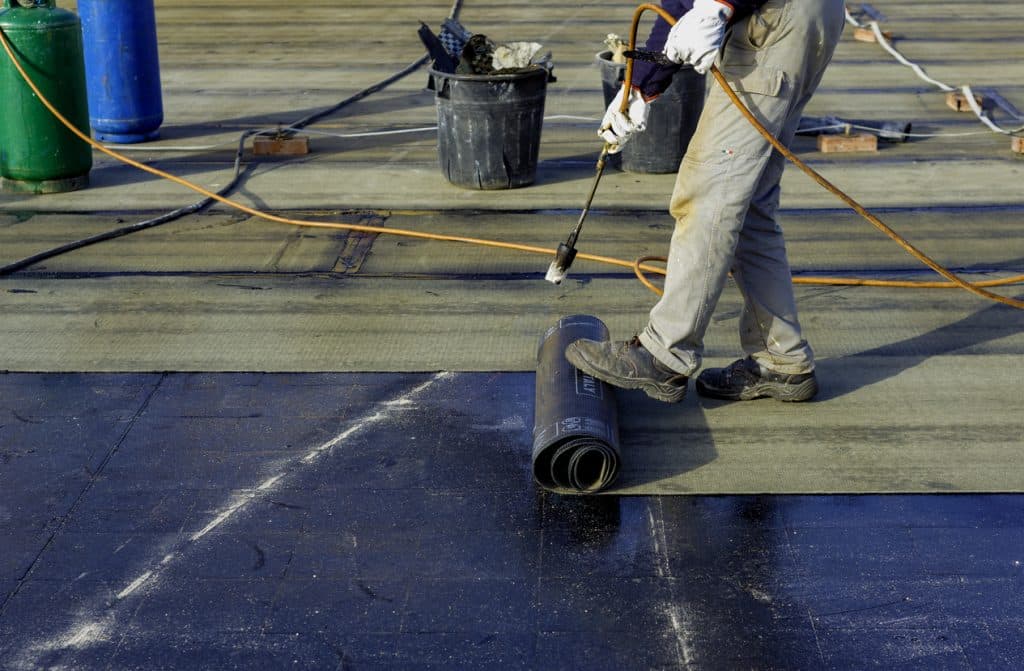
2, 20, 1021, 308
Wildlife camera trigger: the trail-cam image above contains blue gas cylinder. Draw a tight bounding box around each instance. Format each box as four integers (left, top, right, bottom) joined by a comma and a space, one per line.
78, 0, 163, 143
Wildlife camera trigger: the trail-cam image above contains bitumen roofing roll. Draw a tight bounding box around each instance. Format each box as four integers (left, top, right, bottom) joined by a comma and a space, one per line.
532, 315, 620, 494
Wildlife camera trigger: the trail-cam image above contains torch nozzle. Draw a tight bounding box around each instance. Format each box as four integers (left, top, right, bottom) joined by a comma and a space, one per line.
545, 242, 578, 285
544, 144, 610, 286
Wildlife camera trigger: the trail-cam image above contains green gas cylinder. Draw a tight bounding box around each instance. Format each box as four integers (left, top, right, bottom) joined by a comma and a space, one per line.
0, 0, 91, 194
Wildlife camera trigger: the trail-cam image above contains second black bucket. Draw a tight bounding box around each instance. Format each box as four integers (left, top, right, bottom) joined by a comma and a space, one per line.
595, 50, 706, 174
429, 67, 547, 189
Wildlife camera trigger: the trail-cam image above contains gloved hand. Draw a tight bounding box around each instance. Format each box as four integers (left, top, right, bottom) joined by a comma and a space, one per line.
663, 0, 734, 74
599, 86, 649, 153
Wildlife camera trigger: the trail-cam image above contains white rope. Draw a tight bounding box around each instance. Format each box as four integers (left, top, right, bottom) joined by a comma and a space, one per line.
839, 122, 1014, 139
799, 121, 1019, 139
868, 21, 955, 92
301, 125, 438, 138
101, 133, 273, 152
962, 84, 1016, 135
799, 123, 849, 134
98, 116, 604, 153
847, 16, 1022, 136
544, 114, 602, 122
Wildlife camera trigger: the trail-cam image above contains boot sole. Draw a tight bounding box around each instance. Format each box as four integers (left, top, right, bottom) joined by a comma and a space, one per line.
696, 376, 818, 402
565, 348, 687, 403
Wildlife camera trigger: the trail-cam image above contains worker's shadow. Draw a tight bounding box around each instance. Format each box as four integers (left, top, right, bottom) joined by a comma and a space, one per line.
815, 288, 1024, 401
607, 287, 1024, 488
612, 393, 717, 491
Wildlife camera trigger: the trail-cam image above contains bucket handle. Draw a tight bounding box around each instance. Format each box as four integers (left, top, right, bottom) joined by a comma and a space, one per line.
433, 73, 451, 100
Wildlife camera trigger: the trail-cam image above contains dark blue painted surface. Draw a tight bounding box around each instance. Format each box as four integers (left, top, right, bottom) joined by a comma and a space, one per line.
78, 0, 163, 143
1, 372, 1023, 670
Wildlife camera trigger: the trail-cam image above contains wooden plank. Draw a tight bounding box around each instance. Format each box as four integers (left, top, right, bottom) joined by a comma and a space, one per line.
252, 135, 310, 156
946, 90, 986, 113
817, 132, 878, 153
853, 26, 893, 43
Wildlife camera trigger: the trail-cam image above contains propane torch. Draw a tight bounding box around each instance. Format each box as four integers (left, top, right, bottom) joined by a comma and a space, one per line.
544, 46, 660, 284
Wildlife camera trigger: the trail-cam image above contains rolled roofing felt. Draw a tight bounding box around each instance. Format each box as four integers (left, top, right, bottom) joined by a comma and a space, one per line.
532, 315, 620, 494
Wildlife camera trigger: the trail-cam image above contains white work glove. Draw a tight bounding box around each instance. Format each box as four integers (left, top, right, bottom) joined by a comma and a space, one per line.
599, 86, 649, 153
663, 0, 734, 74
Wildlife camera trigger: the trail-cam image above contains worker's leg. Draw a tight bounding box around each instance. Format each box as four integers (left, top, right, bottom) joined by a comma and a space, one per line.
731, 121, 809, 374
639, 0, 846, 376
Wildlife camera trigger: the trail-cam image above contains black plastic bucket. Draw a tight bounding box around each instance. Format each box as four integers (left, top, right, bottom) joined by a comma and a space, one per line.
429, 67, 547, 189
595, 50, 706, 174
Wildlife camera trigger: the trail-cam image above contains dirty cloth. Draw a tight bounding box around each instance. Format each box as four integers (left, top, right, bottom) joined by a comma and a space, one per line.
455, 34, 553, 78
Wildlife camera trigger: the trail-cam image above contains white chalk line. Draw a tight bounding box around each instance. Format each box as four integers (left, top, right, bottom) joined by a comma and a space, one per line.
647, 503, 697, 669
115, 571, 153, 601
14, 372, 451, 668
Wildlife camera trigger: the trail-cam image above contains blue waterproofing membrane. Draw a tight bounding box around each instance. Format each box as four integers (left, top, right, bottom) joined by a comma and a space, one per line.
1, 372, 1023, 670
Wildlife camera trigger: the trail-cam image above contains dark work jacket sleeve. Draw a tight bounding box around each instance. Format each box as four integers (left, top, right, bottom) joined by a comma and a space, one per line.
630, 0, 768, 100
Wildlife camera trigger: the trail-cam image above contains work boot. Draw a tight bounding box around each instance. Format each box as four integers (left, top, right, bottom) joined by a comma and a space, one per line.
565, 336, 689, 403
696, 357, 818, 402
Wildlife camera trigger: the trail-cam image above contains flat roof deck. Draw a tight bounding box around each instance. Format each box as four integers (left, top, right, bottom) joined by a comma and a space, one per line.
2, 1, 1024, 668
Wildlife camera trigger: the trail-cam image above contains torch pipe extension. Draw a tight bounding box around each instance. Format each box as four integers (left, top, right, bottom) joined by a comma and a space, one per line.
569, 146, 610, 246
545, 146, 610, 284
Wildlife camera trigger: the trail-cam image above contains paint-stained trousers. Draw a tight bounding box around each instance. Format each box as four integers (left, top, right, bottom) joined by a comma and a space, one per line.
639, 0, 846, 376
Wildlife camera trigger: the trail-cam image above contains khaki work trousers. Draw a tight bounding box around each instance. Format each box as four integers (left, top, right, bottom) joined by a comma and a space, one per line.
639, 0, 846, 376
